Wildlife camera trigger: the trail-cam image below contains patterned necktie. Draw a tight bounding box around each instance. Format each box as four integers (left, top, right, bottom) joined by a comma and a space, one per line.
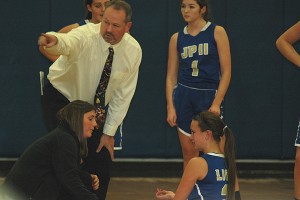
94, 47, 114, 127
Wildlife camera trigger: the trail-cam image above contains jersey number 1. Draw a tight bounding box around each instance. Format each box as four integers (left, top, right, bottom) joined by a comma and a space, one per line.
191, 60, 199, 77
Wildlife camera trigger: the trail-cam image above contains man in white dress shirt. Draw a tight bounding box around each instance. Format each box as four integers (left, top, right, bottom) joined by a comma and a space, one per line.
38, 1, 142, 199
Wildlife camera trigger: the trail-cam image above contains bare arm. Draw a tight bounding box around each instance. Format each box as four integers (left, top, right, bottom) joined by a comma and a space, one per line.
166, 33, 179, 127
173, 158, 207, 200
209, 26, 231, 116
276, 21, 300, 68
155, 157, 207, 200
58, 23, 80, 33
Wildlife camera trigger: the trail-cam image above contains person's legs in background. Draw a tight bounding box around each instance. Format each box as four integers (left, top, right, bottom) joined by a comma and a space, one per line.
178, 130, 198, 170
83, 129, 112, 200
295, 147, 300, 200
41, 83, 70, 131
294, 120, 300, 200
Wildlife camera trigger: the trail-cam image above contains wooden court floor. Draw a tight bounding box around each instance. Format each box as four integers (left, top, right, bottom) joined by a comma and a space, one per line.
107, 177, 294, 200
0, 177, 294, 199
0, 160, 295, 200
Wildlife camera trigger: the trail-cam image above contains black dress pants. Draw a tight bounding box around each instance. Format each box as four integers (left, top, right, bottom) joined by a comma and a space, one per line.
41, 83, 70, 131
41, 82, 111, 200
83, 129, 112, 200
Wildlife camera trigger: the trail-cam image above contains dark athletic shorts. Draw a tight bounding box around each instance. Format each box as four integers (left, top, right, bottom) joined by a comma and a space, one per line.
173, 83, 221, 136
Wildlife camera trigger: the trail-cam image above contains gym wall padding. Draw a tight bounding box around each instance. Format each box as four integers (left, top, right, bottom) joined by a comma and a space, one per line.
0, 0, 299, 159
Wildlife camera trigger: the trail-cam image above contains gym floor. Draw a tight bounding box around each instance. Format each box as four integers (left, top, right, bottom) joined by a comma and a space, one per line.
0, 177, 294, 200
107, 177, 293, 200
105, 159, 295, 200
0, 160, 295, 200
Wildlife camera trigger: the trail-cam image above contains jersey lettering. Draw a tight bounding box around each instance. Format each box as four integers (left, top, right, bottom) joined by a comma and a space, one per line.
181, 45, 197, 58
181, 43, 209, 59
198, 43, 209, 55
191, 60, 199, 76
215, 169, 228, 181
221, 184, 227, 200
216, 169, 228, 199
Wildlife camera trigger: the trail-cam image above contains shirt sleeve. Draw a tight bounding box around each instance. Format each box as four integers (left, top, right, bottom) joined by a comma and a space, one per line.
103, 47, 142, 136
53, 133, 98, 200
44, 29, 85, 58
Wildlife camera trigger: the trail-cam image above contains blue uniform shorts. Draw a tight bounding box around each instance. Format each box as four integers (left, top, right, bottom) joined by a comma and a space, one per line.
173, 83, 220, 136
295, 118, 300, 147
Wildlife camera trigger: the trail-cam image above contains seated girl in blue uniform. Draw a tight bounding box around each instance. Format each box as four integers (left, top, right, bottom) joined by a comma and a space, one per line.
156, 111, 239, 200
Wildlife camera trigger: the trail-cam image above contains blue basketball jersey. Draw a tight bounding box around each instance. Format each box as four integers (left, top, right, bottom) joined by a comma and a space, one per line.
78, 19, 88, 26
177, 22, 220, 89
188, 153, 227, 200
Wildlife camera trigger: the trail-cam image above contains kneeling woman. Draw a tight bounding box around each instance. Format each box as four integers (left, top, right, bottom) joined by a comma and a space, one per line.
1, 100, 99, 200
156, 111, 239, 200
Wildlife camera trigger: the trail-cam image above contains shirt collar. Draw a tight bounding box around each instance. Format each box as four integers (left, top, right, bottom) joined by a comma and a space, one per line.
183, 21, 211, 34
99, 31, 124, 54
207, 152, 225, 158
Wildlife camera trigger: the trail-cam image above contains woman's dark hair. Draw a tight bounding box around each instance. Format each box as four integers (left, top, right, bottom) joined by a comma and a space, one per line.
195, 0, 209, 21
56, 100, 95, 158
105, 0, 132, 23
84, 0, 93, 19
192, 111, 237, 200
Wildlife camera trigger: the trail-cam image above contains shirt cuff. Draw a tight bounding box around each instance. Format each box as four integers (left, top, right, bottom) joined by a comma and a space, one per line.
103, 123, 118, 137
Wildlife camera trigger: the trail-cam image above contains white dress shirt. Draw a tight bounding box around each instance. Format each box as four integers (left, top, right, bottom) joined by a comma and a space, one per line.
45, 23, 142, 136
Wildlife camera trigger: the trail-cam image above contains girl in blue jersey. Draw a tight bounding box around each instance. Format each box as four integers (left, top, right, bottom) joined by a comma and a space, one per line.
39, 0, 110, 62
156, 111, 238, 200
276, 20, 300, 200
166, 0, 231, 170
